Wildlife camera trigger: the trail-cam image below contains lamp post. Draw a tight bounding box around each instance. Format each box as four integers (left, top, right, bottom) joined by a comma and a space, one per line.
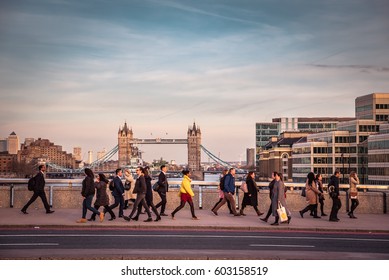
341, 153, 344, 184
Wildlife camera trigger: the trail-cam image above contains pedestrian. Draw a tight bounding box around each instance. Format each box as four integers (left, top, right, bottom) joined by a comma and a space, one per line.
316, 173, 327, 216
348, 171, 360, 219
260, 171, 276, 223
77, 168, 104, 223
88, 173, 115, 221
21, 164, 55, 215
211, 169, 233, 214
271, 172, 291, 225
133, 167, 161, 221
328, 170, 342, 222
123, 169, 135, 209
123, 167, 159, 222
299, 172, 321, 219
240, 171, 263, 216
171, 170, 198, 220
108, 168, 125, 218
212, 168, 240, 216
155, 165, 169, 216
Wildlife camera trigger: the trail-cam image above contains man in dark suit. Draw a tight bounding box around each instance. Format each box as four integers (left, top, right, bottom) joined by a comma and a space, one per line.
329, 170, 342, 222
108, 168, 125, 218
21, 165, 54, 214
155, 165, 169, 216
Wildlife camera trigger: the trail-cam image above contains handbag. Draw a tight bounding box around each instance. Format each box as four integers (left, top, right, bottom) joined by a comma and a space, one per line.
277, 201, 288, 223
301, 187, 306, 197
124, 181, 132, 191
349, 191, 358, 199
240, 181, 248, 193
152, 182, 160, 192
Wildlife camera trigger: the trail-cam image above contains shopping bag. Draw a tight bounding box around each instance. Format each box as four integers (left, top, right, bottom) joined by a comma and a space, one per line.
277, 201, 288, 222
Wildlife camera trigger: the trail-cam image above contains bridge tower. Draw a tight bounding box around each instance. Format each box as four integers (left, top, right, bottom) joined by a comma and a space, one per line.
118, 122, 133, 167
187, 122, 202, 177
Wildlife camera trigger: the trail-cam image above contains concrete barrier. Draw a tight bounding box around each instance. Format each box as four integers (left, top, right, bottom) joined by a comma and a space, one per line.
0, 185, 387, 214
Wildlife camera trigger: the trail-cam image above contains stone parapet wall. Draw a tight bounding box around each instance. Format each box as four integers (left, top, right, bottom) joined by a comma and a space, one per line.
0, 186, 387, 214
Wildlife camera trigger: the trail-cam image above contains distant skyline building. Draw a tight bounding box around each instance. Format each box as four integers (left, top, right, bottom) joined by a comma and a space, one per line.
0, 138, 7, 152
7, 132, 20, 155
118, 122, 133, 167
87, 151, 93, 164
97, 148, 107, 160
73, 147, 82, 161
355, 93, 389, 121
246, 148, 255, 167
187, 122, 202, 172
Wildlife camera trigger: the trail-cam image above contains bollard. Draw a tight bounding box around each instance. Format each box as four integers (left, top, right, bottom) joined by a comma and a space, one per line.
49, 185, 53, 208
198, 185, 202, 209
10, 184, 14, 208
235, 186, 239, 209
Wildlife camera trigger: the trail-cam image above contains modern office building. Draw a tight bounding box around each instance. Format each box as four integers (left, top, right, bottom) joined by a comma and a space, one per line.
256, 117, 354, 168
0, 138, 7, 152
7, 132, 20, 155
368, 122, 389, 185
355, 93, 389, 121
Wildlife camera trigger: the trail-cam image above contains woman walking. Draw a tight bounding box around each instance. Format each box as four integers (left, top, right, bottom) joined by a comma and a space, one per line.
271, 172, 291, 225
240, 171, 263, 216
171, 170, 198, 220
77, 168, 104, 223
315, 173, 327, 216
348, 171, 360, 219
88, 173, 115, 221
299, 172, 321, 218
260, 171, 276, 223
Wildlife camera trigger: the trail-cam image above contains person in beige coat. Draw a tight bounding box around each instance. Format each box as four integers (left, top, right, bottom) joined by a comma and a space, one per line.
348, 171, 360, 219
123, 169, 136, 210
299, 172, 322, 218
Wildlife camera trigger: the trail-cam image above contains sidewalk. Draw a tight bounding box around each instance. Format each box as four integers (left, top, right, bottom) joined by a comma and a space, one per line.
1, 207, 389, 233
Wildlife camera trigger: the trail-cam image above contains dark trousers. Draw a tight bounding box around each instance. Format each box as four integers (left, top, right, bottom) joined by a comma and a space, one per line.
136, 195, 160, 218
22, 190, 50, 212
319, 197, 325, 215
350, 199, 359, 214
128, 194, 153, 219
301, 204, 318, 217
91, 205, 115, 219
263, 202, 272, 220
109, 194, 124, 217
212, 198, 232, 213
171, 199, 196, 218
330, 197, 342, 220
155, 191, 167, 214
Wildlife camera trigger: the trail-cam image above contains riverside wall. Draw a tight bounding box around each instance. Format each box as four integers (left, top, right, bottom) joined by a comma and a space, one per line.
0, 184, 387, 214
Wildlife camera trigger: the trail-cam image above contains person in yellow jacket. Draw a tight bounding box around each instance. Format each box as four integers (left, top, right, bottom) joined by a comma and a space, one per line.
171, 170, 199, 220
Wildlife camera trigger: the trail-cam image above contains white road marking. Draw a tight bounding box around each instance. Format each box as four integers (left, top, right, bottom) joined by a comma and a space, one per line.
0, 243, 59, 246
250, 244, 315, 248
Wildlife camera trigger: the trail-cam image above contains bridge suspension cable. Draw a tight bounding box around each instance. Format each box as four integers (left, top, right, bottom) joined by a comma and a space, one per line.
200, 145, 244, 172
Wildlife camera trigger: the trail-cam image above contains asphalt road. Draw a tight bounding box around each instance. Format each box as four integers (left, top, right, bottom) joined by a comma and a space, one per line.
1, 228, 389, 259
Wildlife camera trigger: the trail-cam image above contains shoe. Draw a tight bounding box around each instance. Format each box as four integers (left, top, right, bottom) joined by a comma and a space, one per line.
192, 216, 199, 220
211, 210, 218, 216
313, 216, 321, 219
239, 210, 246, 216
144, 217, 153, 222
46, 210, 55, 214
287, 216, 292, 224
118, 215, 123, 218
160, 213, 168, 216
132, 216, 139, 221
109, 217, 116, 221
260, 218, 268, 223
21, 209, 28, 214
270, 222, 279, 226
256, 211, 264, 216
321, 213, 328, 217
234, 213, 241, 216
123, 216, 131, 221
154, 216, 161, 222
87, 217, 95, 221
299, 210, 304, 218
99, 212, 105, 222
351, 215, 357, 219
76, 218, 87, 223
171, 214, 175, 220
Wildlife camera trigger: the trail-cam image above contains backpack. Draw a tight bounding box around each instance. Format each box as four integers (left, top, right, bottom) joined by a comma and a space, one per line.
219, 176, 225, 190
109, 180, 115, 191
27, 176, 36, 191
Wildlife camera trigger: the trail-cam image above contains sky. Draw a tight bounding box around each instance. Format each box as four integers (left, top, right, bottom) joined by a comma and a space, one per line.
1, 0, 389, 164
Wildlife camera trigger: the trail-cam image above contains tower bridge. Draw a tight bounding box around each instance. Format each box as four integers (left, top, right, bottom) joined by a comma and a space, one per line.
47, 122, 241, 177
